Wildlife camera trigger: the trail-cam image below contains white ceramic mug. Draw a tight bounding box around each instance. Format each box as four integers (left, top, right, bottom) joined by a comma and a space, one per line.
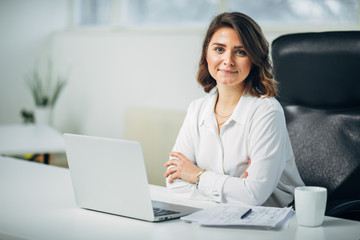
295, 186, 327, 227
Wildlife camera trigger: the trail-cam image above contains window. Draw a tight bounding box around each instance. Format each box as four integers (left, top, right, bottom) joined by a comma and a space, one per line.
227, 0, 359, 26
119, 0, 220, 27
73, 0, 112, 26
72, 0, 359, 29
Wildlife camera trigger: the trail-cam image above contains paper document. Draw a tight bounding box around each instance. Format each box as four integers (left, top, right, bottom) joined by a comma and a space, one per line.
181, 204, 293, 229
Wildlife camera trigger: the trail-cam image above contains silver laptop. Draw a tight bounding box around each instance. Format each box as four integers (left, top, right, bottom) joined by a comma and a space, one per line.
64, 133, 199, 222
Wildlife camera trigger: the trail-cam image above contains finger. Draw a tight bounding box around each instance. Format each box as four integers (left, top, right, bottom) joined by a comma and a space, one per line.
164, 167, 177, 178
164, 160, 177, 167
166, 172, 175, 183
167, 173, 179, 184
169, 152, 184, 159
168, 176, 174, 184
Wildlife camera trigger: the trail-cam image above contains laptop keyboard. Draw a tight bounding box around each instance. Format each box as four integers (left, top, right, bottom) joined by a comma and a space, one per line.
153, 207, 180, 217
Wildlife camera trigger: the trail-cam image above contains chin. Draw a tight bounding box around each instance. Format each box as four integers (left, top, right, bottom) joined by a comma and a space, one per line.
217, 79, 245, 89
218, 80, 241, 86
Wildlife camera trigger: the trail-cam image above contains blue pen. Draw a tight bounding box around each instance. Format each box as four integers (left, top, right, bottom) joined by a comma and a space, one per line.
241, 208, 252, 219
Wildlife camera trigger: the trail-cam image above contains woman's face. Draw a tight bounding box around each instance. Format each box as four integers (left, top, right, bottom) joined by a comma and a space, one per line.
206, 27, 252, 90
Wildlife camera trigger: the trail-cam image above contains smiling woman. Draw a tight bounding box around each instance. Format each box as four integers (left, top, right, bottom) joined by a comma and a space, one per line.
164, 12, 305, 208
205, 27, 252, 91
197, 12, 276, 98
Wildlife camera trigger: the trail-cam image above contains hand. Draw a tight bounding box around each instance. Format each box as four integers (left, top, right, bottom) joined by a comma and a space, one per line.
164, 152, 201, 184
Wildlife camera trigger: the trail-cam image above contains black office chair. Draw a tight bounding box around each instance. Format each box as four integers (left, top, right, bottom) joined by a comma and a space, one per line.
271, 31, 360, 221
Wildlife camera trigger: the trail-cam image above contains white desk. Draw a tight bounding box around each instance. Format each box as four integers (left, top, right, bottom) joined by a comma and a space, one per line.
0, 124, 64, 164
0, 156, 359, 240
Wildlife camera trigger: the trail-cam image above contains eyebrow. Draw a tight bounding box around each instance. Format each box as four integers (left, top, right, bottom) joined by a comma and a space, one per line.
211, 43, 244, 49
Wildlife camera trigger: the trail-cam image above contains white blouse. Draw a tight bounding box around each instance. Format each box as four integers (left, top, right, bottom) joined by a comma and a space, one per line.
166, 91, 304, 207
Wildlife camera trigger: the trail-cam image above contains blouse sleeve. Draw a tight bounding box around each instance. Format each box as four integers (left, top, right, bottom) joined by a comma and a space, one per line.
165, 101, 211, 201
197, 106, 289, 205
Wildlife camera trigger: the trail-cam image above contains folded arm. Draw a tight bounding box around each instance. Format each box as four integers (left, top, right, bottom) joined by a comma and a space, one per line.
165, 106, 289, 205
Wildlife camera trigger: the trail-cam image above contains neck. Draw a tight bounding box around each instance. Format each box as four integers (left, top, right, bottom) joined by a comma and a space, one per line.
215, 84, 244, 113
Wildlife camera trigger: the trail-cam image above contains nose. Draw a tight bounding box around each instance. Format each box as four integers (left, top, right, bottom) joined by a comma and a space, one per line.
223, 52, 235, 66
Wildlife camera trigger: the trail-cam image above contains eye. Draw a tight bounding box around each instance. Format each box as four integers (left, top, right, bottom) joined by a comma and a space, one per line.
235, 50, 247, 56
214, 47, 224, 53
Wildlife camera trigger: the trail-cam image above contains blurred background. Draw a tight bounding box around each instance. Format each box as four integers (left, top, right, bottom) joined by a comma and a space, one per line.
0, 0, 359, 186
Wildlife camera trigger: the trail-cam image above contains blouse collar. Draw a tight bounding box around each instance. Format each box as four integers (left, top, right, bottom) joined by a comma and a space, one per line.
200, 90, 254, 129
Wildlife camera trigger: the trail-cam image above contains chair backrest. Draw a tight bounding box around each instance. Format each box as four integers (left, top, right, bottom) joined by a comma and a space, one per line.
271, 31, 360, 205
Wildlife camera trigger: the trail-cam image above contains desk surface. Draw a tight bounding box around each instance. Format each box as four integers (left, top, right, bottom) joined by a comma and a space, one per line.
0, 124, 64, 155
0, 156, 359, 240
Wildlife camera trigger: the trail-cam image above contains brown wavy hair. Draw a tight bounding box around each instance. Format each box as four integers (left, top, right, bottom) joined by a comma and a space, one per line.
197, 12, 278, 97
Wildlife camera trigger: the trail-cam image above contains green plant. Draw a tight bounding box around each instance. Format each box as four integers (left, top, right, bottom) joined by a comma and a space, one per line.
25, 59, 67, 107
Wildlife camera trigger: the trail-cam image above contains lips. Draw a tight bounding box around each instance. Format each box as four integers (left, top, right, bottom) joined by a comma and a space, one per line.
218, 69, 238, 74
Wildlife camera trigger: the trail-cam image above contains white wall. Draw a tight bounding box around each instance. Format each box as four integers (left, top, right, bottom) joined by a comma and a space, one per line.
50, 30, 206, 138
0, 1, 208, 186
0, 0, 68, 124
0, 1, 208, 140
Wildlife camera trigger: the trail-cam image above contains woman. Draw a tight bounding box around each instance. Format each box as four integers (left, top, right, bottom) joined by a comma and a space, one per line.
164, 12, 304, 207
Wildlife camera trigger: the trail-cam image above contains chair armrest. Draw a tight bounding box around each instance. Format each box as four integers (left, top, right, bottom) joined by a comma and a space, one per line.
326, 199, 360, 221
